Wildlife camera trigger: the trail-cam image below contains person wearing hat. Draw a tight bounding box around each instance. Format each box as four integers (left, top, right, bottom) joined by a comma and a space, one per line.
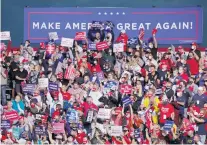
186, 51, 199, 76
116, 29, 128, 51
158, 95, 175, 125
190, 42, 201, 60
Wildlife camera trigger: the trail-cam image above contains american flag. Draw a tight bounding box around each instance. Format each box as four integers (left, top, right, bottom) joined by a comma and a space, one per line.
46, 44, 55, 54
64, 64, 76, 80
139, 28, 145, 40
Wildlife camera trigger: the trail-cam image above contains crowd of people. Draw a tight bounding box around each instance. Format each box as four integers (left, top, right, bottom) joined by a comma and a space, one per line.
0, 20, 207, 145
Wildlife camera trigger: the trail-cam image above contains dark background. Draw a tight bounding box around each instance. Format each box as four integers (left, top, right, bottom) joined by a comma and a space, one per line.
1, 0, 207, 47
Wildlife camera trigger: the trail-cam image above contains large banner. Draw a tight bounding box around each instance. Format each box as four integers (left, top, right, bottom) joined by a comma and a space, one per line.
24, 7, 203, 44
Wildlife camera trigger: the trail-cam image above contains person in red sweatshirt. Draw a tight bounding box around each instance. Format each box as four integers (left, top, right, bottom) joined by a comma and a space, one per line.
187, 52, 199, 75
116, 30, 128, 51
159, 53, 173, 71
82, 96, 98, 117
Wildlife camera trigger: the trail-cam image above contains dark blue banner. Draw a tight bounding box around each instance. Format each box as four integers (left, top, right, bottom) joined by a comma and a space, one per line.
24, 7, 203, 44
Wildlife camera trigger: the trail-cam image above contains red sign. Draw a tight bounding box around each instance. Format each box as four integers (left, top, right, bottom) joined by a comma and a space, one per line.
96, 41, 109, 51
52, 123, 65, 134
40, 42, 45, 49
120, 84, 133, 94
4, 111, 19, 121
46, 44, 55, 54
74, 32, 86, 40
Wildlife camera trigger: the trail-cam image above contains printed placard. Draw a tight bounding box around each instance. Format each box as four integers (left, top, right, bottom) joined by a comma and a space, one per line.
49, 32, 59, 40
163, 120, 174, 131
66, 109, 78, 123
113, 43, 124, 52
120, 84, 132, 94
22, 84, 36, 94
52, 123, 65, 134
35, 126, 46, 135
104, 81, 118, 90
49, 82, 58, 91
74, 32, 86, 40
97, 71, 104, 81
4, 111, 19, 121
122, 96, 132, 107
134, 129, 140, 139
61, 37, 74, 47
97, 108, 111, 119
1, 120, 11, 129
86, 110, 94, 123
111, 126, 123, 136
38, 78, 49, 88
0, 31, 11, 40
96, 41, 109, 51
88, 43, 96, 50
46, 44, 55, 54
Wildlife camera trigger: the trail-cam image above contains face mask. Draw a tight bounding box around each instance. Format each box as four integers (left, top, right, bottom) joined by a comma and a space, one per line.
162, 101, 168, 105
149, 56, 152, 60
19, 65, 24, 69
191, 46, 196, 50
177, 92, 182, 97
149, 44, 153, 49
48, 61, 53, 66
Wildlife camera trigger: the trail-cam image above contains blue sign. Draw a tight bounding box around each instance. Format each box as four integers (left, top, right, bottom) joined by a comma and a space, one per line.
134, 129, 140, 139
122, 96, 132, 107
24, 7, 203, 44
49, 82, 58, 91
1, 120, 11, 129
35, 126, 46, 135
22, 84, 36, 94
104, 81, 118, 90
163, 120, 174, 131
88, 43, 97, 50
66, 109, 78, 123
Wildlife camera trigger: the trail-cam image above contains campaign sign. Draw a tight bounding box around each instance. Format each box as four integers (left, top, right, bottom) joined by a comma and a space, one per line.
113, 43, 124, 52
163, 120, 174, 131
35, 126, 46, 135
97, 71, 105, 81
22, 84, 36, 94
4, 111, 19, 121
49, 82, 58, 91
96, 41, 109, 51
52, 123, 65, 134
120, 84, 132, 94
88, 42, 96, 50
134, 129, 140, 139
86, 110, 94, 123
97, 108, 111, 119
1, 120, 11, 129
61, 37, 74, 47
38, 78, 49, 88
24, 7, 203, 44
66, 109, 78, 123
12, 127, 20, 139
104, 81, 118, 90
111, 126, 123, 136
0, 31, 11, 40
122, 96, 132, 107
49, 32, 59, 40
74, 32, 86, 40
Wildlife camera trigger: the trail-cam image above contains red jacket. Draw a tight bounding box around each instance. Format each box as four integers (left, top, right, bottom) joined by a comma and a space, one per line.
116, 33, 128, 51
82, 102, 98, 117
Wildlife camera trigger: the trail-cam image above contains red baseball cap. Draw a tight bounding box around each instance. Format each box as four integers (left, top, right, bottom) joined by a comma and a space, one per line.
191, 42, 197, 46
